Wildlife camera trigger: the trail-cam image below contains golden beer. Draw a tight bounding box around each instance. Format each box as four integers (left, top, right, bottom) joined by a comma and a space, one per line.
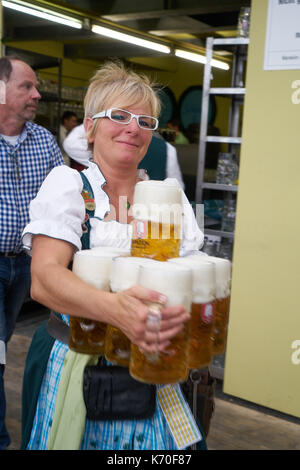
129, 261, 193, 384
130, 180, 182, 261
188, 301, 215, 368
207, 257, 231, 355
131, 221, 181, 261
212, 295, 230, 355
104, 257, 153, 366
169, 257, 216, 369
69, 249, 120, 354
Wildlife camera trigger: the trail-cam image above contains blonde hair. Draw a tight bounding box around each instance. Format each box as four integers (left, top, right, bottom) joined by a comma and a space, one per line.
84, 60, 161, 143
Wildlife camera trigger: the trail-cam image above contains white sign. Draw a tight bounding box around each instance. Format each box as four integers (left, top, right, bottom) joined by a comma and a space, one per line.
264, 0, 300, 70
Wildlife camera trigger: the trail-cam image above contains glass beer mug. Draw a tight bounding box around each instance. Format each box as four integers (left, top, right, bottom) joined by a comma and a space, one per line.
188, 253, 231, 355
129, 261, 193, 384
169, 256, 216, 369
105, 256, 153, 366
208, 256, 231, 355
130, 180, 182, 261
69, 249, 119, 354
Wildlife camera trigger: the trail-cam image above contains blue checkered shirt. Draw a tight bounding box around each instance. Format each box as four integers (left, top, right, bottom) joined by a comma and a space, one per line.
0, 121, 64, 253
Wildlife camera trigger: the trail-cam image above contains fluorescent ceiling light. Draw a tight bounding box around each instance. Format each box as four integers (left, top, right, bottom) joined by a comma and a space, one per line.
2, 0, 82, 29
175, 49, 230, 70
92, 24, 171, 54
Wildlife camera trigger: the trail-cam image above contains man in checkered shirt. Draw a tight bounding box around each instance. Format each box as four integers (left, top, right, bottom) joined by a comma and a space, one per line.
0, 56, 64, 449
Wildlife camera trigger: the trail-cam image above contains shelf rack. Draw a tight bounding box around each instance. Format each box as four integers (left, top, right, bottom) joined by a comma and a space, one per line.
195, 37, 249, 379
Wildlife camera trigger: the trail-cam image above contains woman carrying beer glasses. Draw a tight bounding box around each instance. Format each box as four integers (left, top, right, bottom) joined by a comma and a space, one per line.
21, 61, 204, 450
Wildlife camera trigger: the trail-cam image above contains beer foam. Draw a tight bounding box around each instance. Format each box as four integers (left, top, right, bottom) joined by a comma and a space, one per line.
132, 180, 182, 224
168, 257, 216, 303
138, 261, 193, 310
110, 256, 155, 292
72, 249, 118, 291
185, 253, 231, 299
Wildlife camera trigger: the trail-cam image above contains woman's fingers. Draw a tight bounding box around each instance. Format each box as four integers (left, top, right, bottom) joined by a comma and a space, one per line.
127, 285, 167, 306
159, 306, 190, 331
113, 286, 190, 352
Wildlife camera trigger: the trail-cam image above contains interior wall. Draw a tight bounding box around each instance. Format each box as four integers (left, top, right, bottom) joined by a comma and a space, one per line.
223, 0, 300, 418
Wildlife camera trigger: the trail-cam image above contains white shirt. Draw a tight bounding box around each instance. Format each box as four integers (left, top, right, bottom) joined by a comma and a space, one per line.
63, 124, 185, 189
22, 162, 203, 254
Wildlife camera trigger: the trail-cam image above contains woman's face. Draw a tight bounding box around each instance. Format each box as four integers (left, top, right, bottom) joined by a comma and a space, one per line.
85, 103, 153, 170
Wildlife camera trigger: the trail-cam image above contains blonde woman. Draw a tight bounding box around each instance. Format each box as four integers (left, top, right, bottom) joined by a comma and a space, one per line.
21, 61, 204, 450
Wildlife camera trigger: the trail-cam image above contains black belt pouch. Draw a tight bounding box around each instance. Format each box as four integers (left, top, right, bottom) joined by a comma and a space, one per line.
83, 359, 156, 421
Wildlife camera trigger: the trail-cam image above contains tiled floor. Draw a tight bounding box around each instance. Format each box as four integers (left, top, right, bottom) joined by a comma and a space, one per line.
4, 306, 300, 451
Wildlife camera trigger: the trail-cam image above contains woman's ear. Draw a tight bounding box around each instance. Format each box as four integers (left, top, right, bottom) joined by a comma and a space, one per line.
84, 117, 94, 143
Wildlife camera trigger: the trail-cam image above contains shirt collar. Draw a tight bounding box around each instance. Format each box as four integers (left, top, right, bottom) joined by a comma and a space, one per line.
23, 121, 36, 135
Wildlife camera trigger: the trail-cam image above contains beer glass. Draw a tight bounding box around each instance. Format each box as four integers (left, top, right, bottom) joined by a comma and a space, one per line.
69, 249, 119, 354
129, 261, 193, 384
105, 257, 154, 366
187, 253, 231, 355
169, 257, 216, 369
130, 180, 182, 261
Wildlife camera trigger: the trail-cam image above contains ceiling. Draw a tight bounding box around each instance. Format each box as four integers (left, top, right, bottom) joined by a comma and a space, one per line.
3, 0, 251, 66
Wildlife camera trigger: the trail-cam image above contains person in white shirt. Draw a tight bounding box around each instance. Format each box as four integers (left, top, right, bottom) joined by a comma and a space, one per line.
59, 111, 78, 166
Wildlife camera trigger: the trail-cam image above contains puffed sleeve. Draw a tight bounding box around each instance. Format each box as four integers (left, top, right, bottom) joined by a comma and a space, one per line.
164, 178, 204, 255
22, 166, 85, 251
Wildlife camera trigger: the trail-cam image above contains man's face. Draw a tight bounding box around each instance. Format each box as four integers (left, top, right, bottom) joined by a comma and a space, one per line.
64, 115, 78, 131
4, 60, 41, 123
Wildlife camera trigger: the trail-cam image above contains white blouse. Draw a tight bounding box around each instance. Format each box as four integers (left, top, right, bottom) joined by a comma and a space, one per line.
22, 162, 203, 254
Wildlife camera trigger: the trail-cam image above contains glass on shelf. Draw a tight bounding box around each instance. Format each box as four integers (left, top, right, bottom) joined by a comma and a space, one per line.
202, 237, 219, 256
237, 7, 251, 38
218, 238, 233, 260
216, 153, 239, 185
221, 199, 236, 233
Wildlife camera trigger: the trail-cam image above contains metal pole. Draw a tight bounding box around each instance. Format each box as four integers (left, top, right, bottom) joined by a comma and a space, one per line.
57, 58, 62, 143
0, 0, 3, 58
195, 37, 213, 204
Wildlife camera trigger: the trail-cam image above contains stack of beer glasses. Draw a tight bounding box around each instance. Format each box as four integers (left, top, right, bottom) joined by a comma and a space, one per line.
187, 253, 231, 356
168, 256, 216, 369
104, 256, 154, 366
69, 248, 125, 354
130, 180, 182, 261
129, 261, 193, 384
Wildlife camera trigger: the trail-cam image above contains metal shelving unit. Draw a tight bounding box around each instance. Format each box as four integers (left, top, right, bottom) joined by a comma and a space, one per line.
195, 36, 249, 207
195, 37, 249, 379
196, 36, 249, 238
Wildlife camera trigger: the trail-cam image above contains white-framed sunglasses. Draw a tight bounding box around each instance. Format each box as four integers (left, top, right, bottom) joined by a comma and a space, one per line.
92, 108, 159, 131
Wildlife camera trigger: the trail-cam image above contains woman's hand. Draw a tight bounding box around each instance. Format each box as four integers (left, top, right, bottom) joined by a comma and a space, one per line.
111, 285, 190, 354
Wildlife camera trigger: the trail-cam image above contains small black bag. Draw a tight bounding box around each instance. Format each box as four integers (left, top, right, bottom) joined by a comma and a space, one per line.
83, 358, 156, 421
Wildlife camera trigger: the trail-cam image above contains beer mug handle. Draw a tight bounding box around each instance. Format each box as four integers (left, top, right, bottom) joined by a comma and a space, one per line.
144, 303, 161, 361
146, 306, 162, 329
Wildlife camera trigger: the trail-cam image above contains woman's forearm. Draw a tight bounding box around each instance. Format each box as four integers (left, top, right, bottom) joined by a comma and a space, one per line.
31, 261, 112, 321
